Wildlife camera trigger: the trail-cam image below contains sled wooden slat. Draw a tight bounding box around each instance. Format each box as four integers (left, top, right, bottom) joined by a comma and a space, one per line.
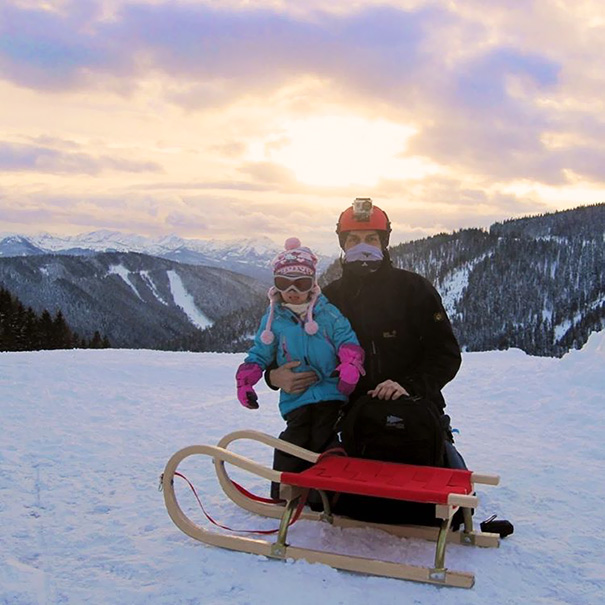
162, 430, 501, 589
471, 472, 500, 485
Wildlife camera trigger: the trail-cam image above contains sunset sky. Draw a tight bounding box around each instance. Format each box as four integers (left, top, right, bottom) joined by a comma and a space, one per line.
1, 0, 604, 253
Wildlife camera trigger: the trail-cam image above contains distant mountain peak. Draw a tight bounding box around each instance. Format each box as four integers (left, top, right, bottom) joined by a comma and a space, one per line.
0, 235, 45, 257
1, 230, 334, 282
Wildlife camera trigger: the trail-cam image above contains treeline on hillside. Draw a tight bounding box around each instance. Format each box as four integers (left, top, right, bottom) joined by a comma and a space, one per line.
448, 236, 605, 356
164, 299, 267, 353
0, 286, 110, 351
490, 203, 605, 239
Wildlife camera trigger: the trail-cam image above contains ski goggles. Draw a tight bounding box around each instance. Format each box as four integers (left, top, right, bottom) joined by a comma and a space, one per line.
273, 275, 315, 293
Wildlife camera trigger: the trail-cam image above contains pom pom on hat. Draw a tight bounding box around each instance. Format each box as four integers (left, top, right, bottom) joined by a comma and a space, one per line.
260, 329, 274, 345
285, 237, 301, 250
305, 317, 319, 335
260, 287, 280, 345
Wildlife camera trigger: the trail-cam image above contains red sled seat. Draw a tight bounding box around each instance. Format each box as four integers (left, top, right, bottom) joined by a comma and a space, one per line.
281, 456, 474, 505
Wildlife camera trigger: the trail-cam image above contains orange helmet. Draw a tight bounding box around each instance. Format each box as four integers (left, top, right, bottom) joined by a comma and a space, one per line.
336, 198, 391, 248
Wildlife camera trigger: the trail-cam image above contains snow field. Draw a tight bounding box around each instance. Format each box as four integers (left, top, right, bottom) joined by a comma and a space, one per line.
1, 333, 605, 604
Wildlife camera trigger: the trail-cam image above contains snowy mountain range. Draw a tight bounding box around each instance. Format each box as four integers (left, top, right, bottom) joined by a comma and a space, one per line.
0, 252, 267, 348
1, 204, 603, 354
0, 231, 334, 283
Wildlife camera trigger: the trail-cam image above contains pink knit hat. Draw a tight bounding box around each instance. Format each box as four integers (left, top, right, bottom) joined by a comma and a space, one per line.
271, 237, 318, 276
260, 238, 320, 345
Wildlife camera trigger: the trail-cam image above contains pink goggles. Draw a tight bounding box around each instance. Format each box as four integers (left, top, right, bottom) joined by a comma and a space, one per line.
274, 275, 315, 293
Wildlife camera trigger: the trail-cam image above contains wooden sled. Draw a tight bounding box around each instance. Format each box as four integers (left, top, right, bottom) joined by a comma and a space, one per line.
161, 429, 501, 589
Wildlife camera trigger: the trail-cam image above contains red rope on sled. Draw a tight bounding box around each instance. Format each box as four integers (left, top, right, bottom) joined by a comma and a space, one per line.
173, 471, 306, 535
232, 480, 284, 504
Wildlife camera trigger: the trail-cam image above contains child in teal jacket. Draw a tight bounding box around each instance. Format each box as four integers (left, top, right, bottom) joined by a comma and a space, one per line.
235, 238, 364, 491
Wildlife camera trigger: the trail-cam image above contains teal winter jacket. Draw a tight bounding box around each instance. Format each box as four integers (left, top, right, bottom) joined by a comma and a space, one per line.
245, 294, 359, 417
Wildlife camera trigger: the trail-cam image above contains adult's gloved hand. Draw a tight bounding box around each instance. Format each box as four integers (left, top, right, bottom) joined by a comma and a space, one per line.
335, 343, 365, 396
235, 362, 263, 409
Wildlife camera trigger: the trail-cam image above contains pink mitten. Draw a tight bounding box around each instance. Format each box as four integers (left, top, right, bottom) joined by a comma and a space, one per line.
235, 362, 263, 409
335, 344, 365, 396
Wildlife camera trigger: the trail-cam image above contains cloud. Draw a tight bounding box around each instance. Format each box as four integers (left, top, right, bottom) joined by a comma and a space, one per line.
401, 45, 568, 183
0, 3, 430, 94
127, 180, 272, 192
163, 210, 208, 232
454, 47, 559, 109
0, 1, 123, 90
365, 173, 552, 243
0, 188, 291, 239
236, 161, 298, 186
0, 188, 165, 235
0, 141, 162, 174
27, 135, 81, 150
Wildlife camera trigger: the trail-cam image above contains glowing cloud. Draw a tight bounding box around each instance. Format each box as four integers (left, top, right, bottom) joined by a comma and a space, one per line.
247, 116, 441, 187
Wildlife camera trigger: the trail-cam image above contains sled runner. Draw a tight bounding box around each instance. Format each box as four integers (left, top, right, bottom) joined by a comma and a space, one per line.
161, 430, 501, 589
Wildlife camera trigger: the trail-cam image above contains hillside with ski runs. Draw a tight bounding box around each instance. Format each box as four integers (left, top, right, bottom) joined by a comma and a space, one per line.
0, 252, 267, 349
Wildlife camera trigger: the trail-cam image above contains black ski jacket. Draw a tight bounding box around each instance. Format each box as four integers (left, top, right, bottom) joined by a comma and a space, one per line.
323, 256, 462, 411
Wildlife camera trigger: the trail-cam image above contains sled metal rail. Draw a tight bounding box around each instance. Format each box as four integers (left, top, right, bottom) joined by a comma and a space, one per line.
162, 430, 501, 589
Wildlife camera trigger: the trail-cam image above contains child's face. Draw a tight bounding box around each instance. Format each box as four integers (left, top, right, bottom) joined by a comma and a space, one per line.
281, 288, 311, 304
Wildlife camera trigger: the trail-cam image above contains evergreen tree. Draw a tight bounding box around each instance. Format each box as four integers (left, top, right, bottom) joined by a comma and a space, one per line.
39, 310, 54, 349
52, 311, 74, 349
0, 286, 109, 352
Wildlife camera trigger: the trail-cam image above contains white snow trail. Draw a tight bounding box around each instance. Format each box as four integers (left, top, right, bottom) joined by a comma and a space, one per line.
167, 270, 213, 329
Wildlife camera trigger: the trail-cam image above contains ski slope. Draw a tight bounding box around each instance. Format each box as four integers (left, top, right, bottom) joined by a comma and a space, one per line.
1, 333, 605, 604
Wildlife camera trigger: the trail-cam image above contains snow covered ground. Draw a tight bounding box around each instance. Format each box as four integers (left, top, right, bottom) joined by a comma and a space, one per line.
2, 333, 604, 604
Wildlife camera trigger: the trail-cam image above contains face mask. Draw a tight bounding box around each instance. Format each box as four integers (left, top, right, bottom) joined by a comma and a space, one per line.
343, 242, 384, 264
343, 242, 384, 275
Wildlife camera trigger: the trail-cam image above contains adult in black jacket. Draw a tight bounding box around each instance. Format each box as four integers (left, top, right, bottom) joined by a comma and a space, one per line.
322, 251, 461, 411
